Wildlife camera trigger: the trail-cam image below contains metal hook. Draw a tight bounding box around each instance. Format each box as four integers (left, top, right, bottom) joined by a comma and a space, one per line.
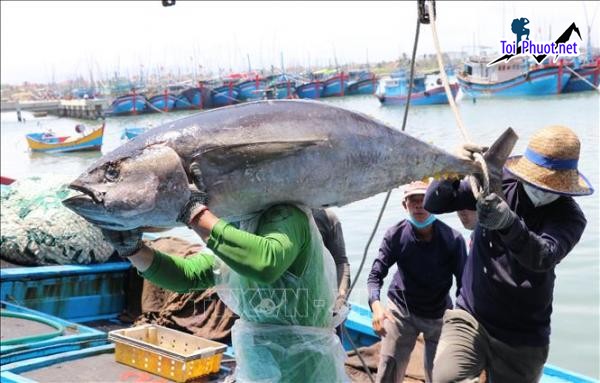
417, 0, 436, 24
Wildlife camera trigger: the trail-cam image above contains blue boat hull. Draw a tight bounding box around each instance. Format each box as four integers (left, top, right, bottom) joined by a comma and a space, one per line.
379, 84, 459, 106
458, 67, 571, 97
295, 82, 323, 99
322, 76, 348, 97
238, 79, 267, 101
121, 127, 146, 140
347, 78, 377, 95
563, 66, 600, 93
173, 96, 192, 110
270, 83, 296, 99
211, 85, 240, 107
108, 95, 146, 115
179, 87, 213, 109
147, 94, 178, 112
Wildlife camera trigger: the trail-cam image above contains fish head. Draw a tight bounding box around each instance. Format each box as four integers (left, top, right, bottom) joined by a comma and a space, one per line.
63, 145, 191, 230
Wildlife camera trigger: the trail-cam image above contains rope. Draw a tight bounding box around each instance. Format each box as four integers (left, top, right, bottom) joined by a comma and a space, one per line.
427, 1, 489, 198
563, 65, 600, 93
342, 326, 376, 382
143, 98, 167, 114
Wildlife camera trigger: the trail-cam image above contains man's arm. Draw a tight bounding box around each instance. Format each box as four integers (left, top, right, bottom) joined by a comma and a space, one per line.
313, 209, 351, 299
139, 249, 216, 293
103, 231, 216, 294
327, 215, 351, 298
497, 202, 586, 272
336, 263, 351, 300
206, 205, 308, 284
453, 235, 468, 297
367, 229, 398, 336
424, 178, 477, 214
126, 205, 308, 291
367, 229, 398, 308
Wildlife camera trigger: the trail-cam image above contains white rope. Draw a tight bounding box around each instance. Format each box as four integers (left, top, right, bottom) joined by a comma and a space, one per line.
563, 65, 600, 93
143, 98, 167, 114
427, 1, 489, 198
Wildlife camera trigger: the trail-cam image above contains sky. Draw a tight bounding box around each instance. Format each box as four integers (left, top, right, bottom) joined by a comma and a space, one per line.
1, 1, 598, 85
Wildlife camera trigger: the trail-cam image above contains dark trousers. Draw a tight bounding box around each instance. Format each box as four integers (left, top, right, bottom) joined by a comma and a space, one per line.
376, 301, 442, 383
432, 309, 549, 383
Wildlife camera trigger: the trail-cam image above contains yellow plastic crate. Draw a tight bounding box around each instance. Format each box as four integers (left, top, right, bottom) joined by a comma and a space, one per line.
108, 324, 227, 382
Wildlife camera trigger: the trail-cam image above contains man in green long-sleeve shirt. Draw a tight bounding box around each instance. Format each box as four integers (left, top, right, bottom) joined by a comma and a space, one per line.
101, 200, 348, 382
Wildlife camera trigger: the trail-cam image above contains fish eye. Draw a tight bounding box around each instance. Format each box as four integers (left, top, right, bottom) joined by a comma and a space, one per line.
105, 165, 120, 182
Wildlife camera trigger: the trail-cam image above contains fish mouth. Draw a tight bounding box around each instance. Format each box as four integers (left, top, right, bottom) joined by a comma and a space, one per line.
63, 186, 126, 230
68, 182, 104, 204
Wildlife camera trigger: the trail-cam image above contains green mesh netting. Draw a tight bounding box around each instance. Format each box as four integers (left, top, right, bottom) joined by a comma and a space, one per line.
0, 176, 114, 265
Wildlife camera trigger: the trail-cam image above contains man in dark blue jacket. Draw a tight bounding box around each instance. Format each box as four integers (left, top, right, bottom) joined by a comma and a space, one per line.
425, 125, 592, 383
367, 181, 467, 383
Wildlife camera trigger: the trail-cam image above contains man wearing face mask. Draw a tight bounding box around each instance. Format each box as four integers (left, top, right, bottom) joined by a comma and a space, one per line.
424, 125, 593, 383
367, 181, 467, 383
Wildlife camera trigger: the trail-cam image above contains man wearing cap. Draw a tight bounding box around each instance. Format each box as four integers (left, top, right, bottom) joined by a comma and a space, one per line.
425, 125, 592, 382
367, 180, 467, 383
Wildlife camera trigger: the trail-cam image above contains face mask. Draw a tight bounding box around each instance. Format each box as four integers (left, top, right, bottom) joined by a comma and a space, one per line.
407, 214, 437, 229
523, 183, 560, 207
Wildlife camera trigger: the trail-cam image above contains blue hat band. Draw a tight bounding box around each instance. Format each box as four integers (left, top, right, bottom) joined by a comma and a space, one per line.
524, 147, 578, 170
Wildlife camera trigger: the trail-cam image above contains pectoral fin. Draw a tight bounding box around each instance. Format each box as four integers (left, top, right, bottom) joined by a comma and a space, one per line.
194, 139, 327, 174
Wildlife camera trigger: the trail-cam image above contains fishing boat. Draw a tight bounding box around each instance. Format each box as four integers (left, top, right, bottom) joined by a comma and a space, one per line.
210, 82, 240, 107
0, 246, 598, 383
237, 77, 267, 101
0, 261, 597, 383
321, 71, 349, 97
31, 111, 48, 118
177, 86, 213, 110
107, 94, 147, 115
377, 71, 459, 106
295, 80, 324, 99
346, 71, 378, 95
266, 74, 296, 99
120, 126, 148, 140
270, 81, 296, 99
0, 176, 15, 186
147, 93, 179, 112
25, 123, 105, 153
457, 56, 571, 98
344, 304, 597, 383
563, 58, 600, 93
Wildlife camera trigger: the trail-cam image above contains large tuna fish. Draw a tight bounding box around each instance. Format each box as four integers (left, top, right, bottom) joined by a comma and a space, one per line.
63, 100, 515, 230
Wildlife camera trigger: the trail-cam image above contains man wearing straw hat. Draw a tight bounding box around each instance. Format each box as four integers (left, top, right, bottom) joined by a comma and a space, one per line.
424, 125, 593, 382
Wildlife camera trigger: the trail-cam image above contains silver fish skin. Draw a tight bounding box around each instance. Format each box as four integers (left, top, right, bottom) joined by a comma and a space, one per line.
63, 100, 490, 230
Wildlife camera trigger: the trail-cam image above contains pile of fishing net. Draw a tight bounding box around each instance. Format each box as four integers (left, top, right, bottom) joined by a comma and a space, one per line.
0, 175, 114, 265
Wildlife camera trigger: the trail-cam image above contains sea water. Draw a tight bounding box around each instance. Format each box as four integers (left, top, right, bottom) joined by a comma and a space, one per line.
1, 92, 598, 377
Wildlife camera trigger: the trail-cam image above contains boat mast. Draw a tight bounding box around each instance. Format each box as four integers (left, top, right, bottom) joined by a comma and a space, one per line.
582, 1, 599, 62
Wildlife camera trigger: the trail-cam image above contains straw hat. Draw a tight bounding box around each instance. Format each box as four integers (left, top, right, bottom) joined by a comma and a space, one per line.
404, 180, 429, 199
504, 125, 593, 196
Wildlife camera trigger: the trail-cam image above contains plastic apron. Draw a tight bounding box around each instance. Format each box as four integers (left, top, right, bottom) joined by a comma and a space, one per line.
215, 206, 349, 382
